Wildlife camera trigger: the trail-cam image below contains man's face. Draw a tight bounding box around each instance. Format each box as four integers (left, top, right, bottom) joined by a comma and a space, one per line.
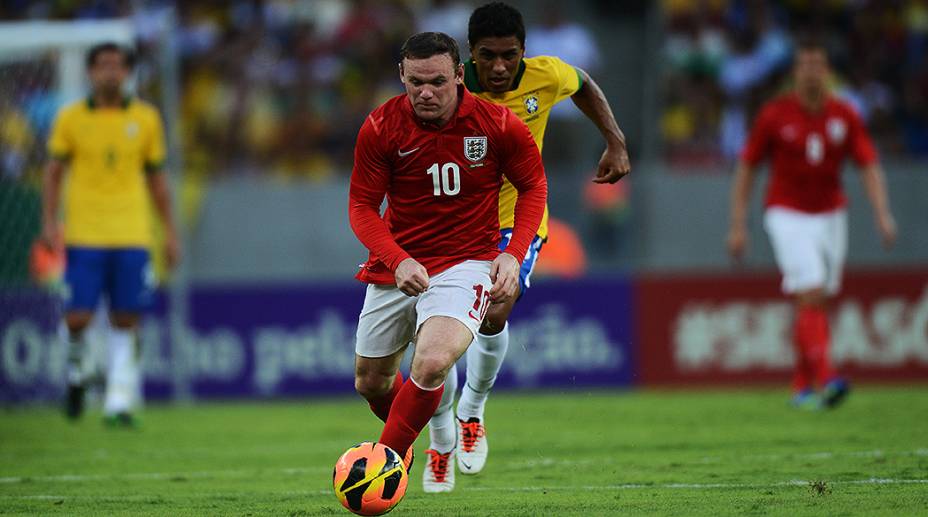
794, 49, 829, 97
470, 36, 524, 93
89, 50, 129, 98
400, 53, 464, 125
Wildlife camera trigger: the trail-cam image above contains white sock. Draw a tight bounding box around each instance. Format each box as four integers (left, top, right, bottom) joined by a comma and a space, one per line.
457, 323, 509, 421
66, 329, 86, 387
103, 328, 140, 415
428, 362, 458, 454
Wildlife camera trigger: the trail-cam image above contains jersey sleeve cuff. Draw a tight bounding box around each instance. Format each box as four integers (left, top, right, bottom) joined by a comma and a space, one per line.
385, 251, 412, 272
501, 247, 526, 266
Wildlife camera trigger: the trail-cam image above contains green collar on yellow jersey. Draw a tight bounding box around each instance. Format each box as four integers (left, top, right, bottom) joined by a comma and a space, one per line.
86, 95, 132, 110
464, 59, 527, 93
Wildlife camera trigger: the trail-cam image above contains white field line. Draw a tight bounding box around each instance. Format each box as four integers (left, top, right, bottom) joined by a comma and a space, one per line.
1, 448, 925, 485
0, 466, 329, 484
3, 478, 928, 501
508, 448, 928, 469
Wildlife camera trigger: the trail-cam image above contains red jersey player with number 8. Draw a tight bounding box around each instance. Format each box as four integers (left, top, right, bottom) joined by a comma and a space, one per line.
728, 39, 896, 410
346, 31, 547, 489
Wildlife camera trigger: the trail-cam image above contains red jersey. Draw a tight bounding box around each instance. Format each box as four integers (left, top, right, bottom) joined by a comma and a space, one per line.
349, 86, 547, 284
741, 93, 878, 213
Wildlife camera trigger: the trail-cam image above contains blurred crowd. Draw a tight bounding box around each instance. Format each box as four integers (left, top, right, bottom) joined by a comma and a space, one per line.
662, 0, 928, 167
0, 0, 480, 183
0, 0, 612, 183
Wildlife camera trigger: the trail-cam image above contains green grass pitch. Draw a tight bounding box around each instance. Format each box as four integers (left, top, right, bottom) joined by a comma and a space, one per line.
1, 386, 926, 516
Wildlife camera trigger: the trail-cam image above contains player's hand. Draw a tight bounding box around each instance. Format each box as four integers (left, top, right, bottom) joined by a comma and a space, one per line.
395, 258, 429, 296
165, 231, 181, 270
877, 211, 897, 250
489, 252, 520, 303
592, 142, 631, 184
727, 225, 748, 262
40, 220, 62, 250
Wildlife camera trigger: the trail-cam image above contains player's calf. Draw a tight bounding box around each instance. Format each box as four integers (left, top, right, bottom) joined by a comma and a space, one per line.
63, 324, 91, 420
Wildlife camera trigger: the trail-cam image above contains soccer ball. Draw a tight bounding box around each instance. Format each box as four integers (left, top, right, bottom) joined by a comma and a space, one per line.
333, 442, 408, 516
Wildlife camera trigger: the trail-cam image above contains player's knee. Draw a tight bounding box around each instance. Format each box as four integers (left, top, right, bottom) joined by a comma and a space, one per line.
354, 370, 396, 400
354, 372, 393, 401
795, 288, 827, 308
65, 312, 93, 333
110, 312, 140, 329
410, 351, 454, 389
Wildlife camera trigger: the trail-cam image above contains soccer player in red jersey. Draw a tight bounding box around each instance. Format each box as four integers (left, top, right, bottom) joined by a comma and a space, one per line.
728, 39, 896, 409
348, 32, 547, 476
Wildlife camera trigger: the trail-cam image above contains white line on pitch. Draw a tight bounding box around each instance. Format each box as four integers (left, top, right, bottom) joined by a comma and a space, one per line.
507, 448, 928, 469
2, 478, 928, 501
465, 478, 928, 492
2, 447, 926, 485
0, 466, 329, 484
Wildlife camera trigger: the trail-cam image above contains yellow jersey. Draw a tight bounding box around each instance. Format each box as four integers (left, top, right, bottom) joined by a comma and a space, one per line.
464, 55, 583, 240
48, 97, 165, 248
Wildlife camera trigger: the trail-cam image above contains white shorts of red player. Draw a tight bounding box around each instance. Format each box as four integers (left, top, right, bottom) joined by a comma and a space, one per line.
355, 260, 493, 358
763, 206, 847, 296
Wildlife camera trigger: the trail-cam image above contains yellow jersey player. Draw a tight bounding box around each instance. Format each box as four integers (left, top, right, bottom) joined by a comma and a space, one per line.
41, 42, 179, 426
423, 2, 631, 492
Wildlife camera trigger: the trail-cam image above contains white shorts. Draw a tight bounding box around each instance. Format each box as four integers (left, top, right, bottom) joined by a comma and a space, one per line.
763, 206, 847, 295
355, 260, 493, 358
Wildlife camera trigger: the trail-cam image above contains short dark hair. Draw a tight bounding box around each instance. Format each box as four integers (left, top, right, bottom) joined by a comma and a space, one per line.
468, 2, 525, 48
86, 42, 135, 70
400, 32, 461, 67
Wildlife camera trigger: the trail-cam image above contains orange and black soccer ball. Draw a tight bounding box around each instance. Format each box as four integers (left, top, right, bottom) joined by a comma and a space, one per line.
333, 442, 408, 516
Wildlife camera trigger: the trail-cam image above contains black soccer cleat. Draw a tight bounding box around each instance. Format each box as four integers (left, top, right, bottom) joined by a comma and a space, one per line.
821, 378, 850, 409
65, 384, 85, 420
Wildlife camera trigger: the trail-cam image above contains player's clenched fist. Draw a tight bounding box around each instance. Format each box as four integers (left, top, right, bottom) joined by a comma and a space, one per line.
488, 252, 519, 303
395, 257, 429, 296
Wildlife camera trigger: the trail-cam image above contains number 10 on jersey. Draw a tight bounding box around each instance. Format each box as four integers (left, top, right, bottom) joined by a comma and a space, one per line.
427, 162, 461, 196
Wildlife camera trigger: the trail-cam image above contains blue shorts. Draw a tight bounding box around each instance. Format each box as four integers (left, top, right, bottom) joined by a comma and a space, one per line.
499, 229, 544, 301
64, 247, 154, 313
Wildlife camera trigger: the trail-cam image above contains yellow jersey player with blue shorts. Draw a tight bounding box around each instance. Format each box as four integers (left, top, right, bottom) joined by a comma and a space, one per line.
422, 2, 631, 492
41, 43, 179, 426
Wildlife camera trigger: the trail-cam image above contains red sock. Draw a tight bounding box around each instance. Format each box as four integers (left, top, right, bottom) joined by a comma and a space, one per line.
793, 307, 816, 392
795, 306, 834, 390
367, 372, 403, 423
379, 378, 444, 456
808, 308, 835, 386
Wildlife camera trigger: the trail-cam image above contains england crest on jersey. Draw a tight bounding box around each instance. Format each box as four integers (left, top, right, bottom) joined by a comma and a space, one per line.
827, 117, 847, 144
464, 136, 487, 162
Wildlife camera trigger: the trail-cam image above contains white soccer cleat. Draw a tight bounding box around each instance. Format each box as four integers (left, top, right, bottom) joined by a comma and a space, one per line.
422, 448, 455, 493
456, 417, 488, 474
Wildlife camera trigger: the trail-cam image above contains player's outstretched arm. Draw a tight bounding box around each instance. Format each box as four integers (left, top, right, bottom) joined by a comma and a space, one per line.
492, 112, 546, 302
570, 68, 630, 184
498, 111, 547, 276
146, 171, 181, 270
41, 159, 66, 249
348, 117, 412, 275
727, 160, 757, 262
859, 163, 896, 249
